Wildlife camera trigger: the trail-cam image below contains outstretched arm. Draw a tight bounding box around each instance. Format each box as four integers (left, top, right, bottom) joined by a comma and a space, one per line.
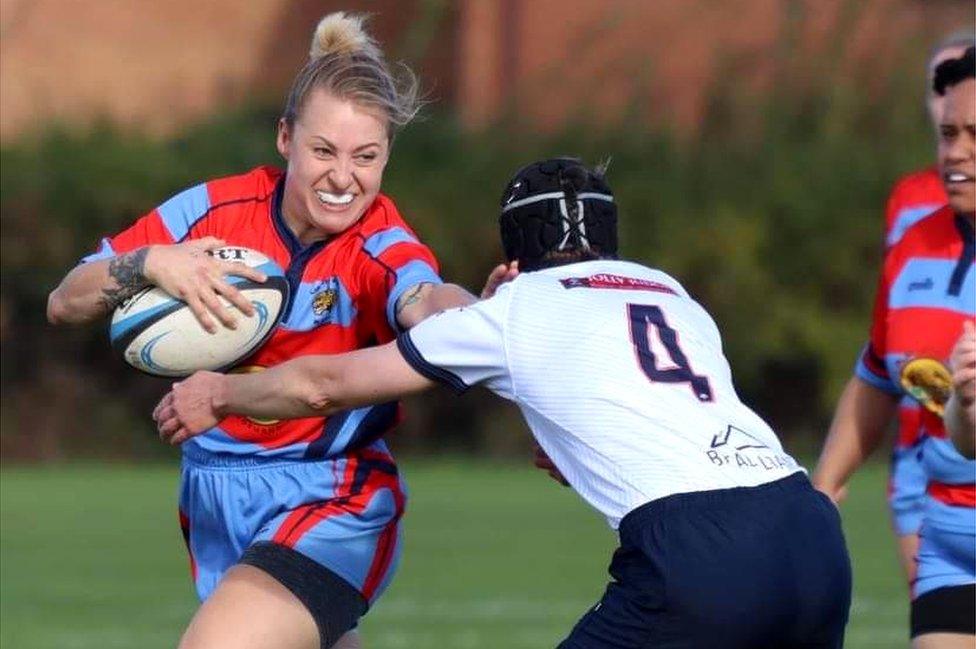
156, 266, 521, 444
154, 341, 434, 444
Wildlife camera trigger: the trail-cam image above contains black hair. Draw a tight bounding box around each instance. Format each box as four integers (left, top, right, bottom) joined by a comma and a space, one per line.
933, 46, 975, 96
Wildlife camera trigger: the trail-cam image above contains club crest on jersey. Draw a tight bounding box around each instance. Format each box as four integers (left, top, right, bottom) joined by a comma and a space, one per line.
312, 288, 338, 317
294, 277, 353, 329
899, 357, 951, 416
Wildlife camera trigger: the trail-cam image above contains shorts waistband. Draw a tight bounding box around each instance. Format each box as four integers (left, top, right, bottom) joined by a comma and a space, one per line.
620, 471, 810, 536
181, 443, 323, 470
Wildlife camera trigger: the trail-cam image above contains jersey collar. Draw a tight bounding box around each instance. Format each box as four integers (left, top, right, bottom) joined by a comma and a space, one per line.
271, 175, 326, 258
955, 212, 975, 242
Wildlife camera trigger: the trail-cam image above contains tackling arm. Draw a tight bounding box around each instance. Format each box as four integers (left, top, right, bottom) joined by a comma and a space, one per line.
155, 341, 435, 444
225, 342, 435, 417
158, 265, 520, 444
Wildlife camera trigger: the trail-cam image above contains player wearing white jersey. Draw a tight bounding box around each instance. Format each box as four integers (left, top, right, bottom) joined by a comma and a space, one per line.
155, 158, 852, 648
399, 258, 802, 527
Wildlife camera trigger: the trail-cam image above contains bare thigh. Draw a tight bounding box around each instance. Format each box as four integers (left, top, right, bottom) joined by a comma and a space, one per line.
913, 633, 975, 649
178, 564, 359, 649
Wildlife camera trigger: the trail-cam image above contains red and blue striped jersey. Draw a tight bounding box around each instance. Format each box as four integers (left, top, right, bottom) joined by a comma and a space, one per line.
83, 165, 443, 459
884, 166, 946, 249
856, 206, 975, 532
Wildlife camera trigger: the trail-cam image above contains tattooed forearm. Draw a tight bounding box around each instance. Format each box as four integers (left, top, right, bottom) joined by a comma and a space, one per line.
395, 282, 431, 315
101, 247, 151, 310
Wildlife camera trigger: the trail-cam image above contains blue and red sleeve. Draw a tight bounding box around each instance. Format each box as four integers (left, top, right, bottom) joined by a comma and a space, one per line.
854, 252, 900, 394
357, 202, 444, 332
80, 182, 213, 263
884, 167, 946, 250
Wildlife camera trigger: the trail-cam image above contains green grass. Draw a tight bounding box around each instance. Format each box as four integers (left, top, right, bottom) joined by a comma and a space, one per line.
1, 459, 907, 648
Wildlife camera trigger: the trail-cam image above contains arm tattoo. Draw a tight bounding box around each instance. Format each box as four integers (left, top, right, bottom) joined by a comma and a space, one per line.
395, 282, 431, 315
101, 247, 151, 310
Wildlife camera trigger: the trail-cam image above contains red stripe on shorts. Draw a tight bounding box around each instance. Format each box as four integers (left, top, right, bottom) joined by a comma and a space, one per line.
178, 509, 198, 581
360, 489, 406, 601
272, 499, 360, 547
272, 456, 360, 547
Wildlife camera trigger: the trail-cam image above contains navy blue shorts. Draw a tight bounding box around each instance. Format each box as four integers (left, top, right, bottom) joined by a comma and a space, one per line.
558, 473, 851, 649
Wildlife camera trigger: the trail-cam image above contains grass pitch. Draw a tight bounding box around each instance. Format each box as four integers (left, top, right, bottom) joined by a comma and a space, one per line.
1, 459, 908, 648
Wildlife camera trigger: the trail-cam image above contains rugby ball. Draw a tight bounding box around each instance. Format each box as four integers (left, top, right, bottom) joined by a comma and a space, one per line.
109, 247, 289, 377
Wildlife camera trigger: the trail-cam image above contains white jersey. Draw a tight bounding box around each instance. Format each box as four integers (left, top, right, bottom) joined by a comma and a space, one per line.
400, 260, 802, 528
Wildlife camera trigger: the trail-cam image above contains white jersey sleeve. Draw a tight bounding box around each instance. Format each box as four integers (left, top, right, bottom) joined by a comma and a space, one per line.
397, 287, 515, 398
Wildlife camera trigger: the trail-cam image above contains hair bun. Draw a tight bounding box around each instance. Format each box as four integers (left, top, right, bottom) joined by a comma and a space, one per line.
310, 12, 380, 60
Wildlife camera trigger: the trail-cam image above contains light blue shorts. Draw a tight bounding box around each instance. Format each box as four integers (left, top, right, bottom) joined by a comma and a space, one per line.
177, 440, 405, 605
914, 522, 976, 598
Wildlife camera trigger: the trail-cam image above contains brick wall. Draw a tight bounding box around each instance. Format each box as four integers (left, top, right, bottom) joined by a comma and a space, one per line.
1, 0, 971, 140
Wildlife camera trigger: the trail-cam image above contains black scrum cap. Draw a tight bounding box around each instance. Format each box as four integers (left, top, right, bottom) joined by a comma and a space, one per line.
499, 158, 618, 271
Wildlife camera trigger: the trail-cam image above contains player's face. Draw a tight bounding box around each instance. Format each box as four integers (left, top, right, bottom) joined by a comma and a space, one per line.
277, 88, 390, 243
938, 78, 976, 218
926, 46, 968, 129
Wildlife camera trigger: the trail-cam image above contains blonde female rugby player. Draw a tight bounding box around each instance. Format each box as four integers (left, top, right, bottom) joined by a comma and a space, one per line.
48, 12, 495, 649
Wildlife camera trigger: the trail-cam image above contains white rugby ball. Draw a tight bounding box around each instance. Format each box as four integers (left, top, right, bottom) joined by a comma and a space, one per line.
109, 247, 289, 377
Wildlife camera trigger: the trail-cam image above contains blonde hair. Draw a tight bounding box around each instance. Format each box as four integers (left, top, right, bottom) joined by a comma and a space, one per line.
281, 12, 420, 139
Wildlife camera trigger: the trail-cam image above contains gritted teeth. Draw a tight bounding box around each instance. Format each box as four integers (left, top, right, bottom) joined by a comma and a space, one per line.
316, 190, 355, 205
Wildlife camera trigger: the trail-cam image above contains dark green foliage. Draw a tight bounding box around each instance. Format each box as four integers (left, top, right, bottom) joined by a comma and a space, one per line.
0, 62, 935, 456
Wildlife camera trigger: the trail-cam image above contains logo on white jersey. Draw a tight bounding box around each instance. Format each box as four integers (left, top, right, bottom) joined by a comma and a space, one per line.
560, 273, 678, 293
710, 425, 769, 451
706, 425, 795, 472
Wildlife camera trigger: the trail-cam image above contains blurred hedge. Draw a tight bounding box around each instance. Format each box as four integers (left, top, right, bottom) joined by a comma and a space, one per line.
0, 56, 936, 460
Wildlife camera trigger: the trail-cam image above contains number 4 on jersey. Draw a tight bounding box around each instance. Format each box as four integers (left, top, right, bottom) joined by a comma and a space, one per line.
628, 304, 714, 402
